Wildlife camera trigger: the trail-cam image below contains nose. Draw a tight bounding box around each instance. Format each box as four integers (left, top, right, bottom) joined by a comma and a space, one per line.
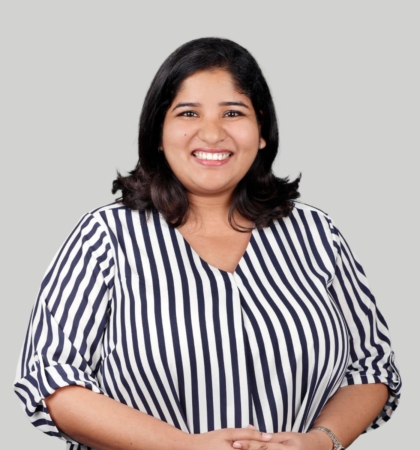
197, 117, 227, 145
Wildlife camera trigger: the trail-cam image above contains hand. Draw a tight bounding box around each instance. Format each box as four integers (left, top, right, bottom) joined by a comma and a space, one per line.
188, 427, 273, 450
231, 426, 333, 450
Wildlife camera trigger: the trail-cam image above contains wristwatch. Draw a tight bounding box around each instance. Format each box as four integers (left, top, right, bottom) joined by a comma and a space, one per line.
310, 426, 345, 450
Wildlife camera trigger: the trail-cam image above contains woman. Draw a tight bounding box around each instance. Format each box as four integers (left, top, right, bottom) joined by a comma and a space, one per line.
14, 37, 401, 450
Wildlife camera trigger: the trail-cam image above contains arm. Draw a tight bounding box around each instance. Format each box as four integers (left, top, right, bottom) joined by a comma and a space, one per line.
232, 383, 388, 450
45, 386, 272, 450
309, 383, 389, 449
15, 212, 272, 449
45, 386, 189, 450
232, 218, 400, 450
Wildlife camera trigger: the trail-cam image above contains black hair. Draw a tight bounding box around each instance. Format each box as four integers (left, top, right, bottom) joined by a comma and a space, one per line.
112, 37, 300, 230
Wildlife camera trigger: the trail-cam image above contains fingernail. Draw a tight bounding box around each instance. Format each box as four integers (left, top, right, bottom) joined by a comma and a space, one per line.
262, 433, 272, 440
232, 442, 242, 448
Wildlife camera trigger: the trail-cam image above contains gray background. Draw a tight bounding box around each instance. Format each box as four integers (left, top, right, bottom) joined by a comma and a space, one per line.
1, 1, 418, 448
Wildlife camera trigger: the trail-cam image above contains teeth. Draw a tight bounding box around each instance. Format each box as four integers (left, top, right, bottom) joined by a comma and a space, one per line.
193, 152, 231, 161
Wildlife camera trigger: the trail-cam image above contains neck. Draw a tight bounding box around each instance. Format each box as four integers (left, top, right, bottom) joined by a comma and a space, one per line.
182, 192, 252, 234
188, 191, 231, 225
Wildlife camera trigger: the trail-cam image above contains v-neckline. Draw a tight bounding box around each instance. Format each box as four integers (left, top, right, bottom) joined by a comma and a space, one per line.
173, 225, 256, 275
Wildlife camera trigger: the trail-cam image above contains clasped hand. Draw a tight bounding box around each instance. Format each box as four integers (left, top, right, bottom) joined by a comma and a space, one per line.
190, 424, 331, 450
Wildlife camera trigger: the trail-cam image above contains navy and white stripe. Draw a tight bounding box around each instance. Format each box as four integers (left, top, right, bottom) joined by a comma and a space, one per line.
14, 202, 401, 449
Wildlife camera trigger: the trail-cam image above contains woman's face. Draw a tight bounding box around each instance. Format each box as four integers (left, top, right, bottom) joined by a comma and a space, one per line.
161, 69, 265, 199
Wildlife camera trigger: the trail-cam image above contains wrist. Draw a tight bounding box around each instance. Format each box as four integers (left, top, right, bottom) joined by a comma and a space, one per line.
172, 431, 195, 450
307, 429, 334, 450
180, 431, 210, 450
309, 426, 345, 450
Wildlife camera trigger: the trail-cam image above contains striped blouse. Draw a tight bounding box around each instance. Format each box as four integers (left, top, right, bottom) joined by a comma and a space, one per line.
14, 202, 401, 449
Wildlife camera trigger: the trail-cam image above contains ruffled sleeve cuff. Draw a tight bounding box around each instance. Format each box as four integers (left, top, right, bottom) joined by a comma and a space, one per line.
14, 356, 103, 444
340, 351, 401, 431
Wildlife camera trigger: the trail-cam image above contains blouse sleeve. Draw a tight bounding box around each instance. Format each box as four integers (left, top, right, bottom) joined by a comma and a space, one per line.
13, 212, 115, 442
327, 220, 401, 431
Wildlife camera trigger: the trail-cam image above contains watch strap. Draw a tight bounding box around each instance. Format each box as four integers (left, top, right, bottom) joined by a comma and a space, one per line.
310, 426, 345, 450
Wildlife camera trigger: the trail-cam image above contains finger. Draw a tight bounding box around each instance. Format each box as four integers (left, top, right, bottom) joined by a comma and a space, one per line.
232, 440, 284, 450
264, 432, 293, 443
227, 428, 272, 442
247, 424, 257, 430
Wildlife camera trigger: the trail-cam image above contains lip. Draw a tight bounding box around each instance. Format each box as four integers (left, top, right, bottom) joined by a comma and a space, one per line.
191, 147, 234, 154
191, 148, 233, 166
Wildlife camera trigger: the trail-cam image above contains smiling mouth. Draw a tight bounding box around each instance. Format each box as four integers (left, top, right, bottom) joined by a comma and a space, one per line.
192, 151, 233, 161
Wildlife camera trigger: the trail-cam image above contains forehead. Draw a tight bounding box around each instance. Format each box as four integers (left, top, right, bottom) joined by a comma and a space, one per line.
174, 69, 248, 100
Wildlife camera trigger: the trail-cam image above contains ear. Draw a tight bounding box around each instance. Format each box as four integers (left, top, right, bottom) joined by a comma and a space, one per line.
257, 111, 266, 150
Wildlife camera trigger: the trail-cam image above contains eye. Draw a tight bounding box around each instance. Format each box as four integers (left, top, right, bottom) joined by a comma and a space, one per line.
224, 110, 244, 118
178, 110, 198, 117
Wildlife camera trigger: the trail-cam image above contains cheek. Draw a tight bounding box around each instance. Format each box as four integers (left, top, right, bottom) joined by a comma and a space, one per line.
162, 122, 191, 149
234, 124, 260, 149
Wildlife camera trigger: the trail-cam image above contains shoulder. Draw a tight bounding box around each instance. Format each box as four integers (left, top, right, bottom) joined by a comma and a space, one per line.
88, 201, 132, 218
290, 201, 330, 218
82, 202, 163, 241
84, 202, 148, 227
268, 202, 340, 265
285, 201, 336, 233
64, 202, 138, 248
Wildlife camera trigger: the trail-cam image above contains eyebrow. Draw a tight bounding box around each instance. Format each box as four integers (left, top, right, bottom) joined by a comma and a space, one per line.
171, 101, 250, 111
219, 101, 249, 109
172, 102, 200, 111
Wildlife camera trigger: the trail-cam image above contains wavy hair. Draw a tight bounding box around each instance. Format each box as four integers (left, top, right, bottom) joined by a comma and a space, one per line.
112, 37, 300, 230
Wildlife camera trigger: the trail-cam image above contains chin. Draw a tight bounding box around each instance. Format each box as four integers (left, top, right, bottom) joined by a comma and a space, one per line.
191, 185, 235, 197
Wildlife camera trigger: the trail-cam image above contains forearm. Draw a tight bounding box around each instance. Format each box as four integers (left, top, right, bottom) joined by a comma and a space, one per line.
45, 386, 190, 450
310, 383, 389, 449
